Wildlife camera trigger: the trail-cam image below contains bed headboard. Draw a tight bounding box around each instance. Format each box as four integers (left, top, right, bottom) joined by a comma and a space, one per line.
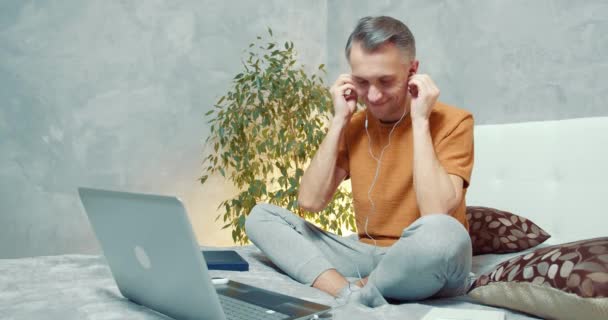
466, 116, 608, 243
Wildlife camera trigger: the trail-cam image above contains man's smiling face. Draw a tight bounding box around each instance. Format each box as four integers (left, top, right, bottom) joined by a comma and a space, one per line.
349, 41, 418, 122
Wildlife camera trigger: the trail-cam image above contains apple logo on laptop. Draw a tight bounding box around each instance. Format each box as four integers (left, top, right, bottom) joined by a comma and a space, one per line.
134, 245, 152, 270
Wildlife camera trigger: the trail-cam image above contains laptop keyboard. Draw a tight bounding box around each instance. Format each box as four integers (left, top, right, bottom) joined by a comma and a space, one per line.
218, 294, 290, 320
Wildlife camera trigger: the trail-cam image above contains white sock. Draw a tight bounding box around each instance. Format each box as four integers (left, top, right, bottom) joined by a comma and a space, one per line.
335, 281, 387, 308
335, 282, 361, 305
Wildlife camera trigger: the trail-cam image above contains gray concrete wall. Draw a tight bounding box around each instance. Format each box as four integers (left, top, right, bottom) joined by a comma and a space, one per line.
327, 0, 608, 124
0, 0, 327, 258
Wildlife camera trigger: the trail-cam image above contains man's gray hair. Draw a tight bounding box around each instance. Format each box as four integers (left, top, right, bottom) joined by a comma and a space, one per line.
345, 16, 416, 61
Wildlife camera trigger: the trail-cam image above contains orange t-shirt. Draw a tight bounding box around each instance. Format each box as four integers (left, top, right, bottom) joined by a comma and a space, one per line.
336, 101, 474, 246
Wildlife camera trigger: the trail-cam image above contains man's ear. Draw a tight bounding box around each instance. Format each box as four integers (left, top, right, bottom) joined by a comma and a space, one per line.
408, 60, 420, 76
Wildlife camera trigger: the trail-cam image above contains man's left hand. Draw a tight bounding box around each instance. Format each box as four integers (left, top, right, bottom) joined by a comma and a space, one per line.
408, 74, 440, 122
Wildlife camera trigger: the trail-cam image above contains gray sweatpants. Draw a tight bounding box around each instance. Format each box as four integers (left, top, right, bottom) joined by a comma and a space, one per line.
245, 203, 472, 301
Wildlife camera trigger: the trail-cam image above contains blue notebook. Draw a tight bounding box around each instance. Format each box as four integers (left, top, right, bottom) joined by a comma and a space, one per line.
202, 250, 249, 271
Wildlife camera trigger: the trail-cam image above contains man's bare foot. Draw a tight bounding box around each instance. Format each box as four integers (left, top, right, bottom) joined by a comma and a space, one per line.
312, 269, 349, 297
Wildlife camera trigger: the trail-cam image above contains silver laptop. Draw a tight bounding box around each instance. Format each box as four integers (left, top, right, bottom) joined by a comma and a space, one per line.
78, 187, 331, 320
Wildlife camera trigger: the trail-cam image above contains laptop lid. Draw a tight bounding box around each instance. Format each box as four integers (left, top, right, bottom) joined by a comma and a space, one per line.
78, 187, 226, 320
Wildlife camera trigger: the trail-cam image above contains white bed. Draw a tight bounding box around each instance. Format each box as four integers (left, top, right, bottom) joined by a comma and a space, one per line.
0, 244, 551, 320
2, 116, 607, 319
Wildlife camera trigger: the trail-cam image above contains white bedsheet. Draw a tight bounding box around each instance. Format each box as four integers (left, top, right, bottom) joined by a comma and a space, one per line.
0, 245, 545, 320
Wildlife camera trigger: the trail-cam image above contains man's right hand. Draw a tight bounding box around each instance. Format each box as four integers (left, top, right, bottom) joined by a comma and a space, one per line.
330, 74, 358, 125
299, 75, 354, 212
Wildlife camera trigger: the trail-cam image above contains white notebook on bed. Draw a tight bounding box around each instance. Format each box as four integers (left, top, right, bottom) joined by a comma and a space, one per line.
422, 307, 505, 320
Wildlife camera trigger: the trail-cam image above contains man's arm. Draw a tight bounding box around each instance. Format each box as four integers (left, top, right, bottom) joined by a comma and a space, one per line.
409, 74, 465, 215
412, 120, 464, 215
298, 74, 357, 212
297, 120, 349, 212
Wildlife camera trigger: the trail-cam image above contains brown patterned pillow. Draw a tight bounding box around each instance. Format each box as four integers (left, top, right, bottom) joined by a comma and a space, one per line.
466, 206, 551, 255
469, 237, 608, 320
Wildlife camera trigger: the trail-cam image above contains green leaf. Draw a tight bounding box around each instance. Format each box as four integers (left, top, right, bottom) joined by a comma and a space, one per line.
204, 110, 214, 116
268, 27, 273, 36
295, 168, 304, 177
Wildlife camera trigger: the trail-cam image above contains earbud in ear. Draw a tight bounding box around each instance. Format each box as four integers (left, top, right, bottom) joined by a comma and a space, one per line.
409, 84, 419, 97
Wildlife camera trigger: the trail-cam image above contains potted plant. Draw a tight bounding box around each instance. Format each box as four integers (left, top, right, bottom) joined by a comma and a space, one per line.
201, 28, 355, 244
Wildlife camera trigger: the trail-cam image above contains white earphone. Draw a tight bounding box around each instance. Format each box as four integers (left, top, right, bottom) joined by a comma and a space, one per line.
360, 107, 408, 265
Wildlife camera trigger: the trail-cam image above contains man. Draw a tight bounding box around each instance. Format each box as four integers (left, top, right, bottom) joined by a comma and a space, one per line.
245, 16, 474, 307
